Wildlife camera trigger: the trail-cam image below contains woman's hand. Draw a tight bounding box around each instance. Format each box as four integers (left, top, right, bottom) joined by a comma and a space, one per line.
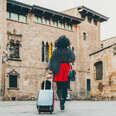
48, 70, 53, 74
46, 70, 53, 80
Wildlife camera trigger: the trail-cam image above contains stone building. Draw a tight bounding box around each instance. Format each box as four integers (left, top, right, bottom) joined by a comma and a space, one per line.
90, 37, 116, 100
0, 0, 108, 100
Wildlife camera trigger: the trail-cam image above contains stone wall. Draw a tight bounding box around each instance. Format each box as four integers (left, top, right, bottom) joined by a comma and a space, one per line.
101, 36, 116, 48
0, 0, 7, 100
90, 45, 116, 100
0, 1, 107, 100
4, 13, 80, 100
64, 7, 101, 98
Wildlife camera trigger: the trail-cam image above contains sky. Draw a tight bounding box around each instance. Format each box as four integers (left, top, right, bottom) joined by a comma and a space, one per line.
16, 0, 116, 40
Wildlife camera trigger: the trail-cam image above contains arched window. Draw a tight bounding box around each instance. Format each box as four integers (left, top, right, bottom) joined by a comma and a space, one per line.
83, 32, 87, 40
41, 41, 53, 62
94, 61, 103, 80
49, 42, 52, 60
45, 42, 49, 62
42, 41, 45, 62
87, 79, 91, 91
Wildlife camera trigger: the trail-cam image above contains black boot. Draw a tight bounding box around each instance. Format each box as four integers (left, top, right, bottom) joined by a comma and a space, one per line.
60, 100, 65, 111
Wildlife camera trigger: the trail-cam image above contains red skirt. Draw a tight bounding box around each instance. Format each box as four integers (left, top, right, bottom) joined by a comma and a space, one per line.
53, 63, 71, 82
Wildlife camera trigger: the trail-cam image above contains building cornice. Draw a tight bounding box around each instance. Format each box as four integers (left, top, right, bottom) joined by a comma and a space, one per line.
78, 6, 109, 22
7, 0, 83, 24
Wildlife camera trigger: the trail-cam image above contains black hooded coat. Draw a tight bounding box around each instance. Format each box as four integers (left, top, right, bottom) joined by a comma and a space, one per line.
48, 47, 75, 74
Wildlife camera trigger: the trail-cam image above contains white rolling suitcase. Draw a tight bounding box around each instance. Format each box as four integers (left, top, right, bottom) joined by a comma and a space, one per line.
36, 78, 54, 114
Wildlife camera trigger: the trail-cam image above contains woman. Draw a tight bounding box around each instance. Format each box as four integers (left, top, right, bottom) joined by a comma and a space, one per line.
48, 35, 75, 111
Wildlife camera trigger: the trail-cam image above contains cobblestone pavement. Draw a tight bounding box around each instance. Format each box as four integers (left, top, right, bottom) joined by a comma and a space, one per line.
0, 101, 116, 116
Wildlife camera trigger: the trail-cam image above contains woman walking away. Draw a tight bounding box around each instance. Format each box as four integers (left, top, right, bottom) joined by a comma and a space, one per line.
48, 35, 75, 111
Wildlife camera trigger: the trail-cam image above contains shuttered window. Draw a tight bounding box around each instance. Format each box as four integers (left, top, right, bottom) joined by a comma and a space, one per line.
42, 41, 45, 62
9, 75, 17, 88
87, 79, 91, 91
94, 61, 103, 80
83, 32, 87, 40
45, 42, 49, 62
41, 41, 53, 62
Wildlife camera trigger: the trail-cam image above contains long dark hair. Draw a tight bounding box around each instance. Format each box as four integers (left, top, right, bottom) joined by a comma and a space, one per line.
55, 35, 70, 48
53, 35, 71, 62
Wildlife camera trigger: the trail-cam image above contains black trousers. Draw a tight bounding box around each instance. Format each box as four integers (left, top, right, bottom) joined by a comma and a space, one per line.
56, 81, 68, 106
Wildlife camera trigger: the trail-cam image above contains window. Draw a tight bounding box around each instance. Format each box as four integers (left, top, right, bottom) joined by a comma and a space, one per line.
53, 20, 58, 27
94, 19, 97, 25
38, 16, 42, 23
113, 46, 116, 55
94, 61, 103, 80
49, 42, 52, 60
68, 24, 72, 30
19, 15, 27, 23
7, 12, 10, 19
9, 75, 17, 88
60, 23, 64, 28
34, 16, 42, 23
88, 16, 92, 23
7, 12, 27, 23
11, 13, 19, 21
45, 42, 49, 62
42, 41, 45, 62
65, 24, 69, 30
9, 40, 20, 59
34, 16, 38, 22
8, 69, 19, 89
83, 32, 87, 40
41, 41, 53, 62
87, 79, 91, 91
61, 23, 65, 29
44, 18, 50, 25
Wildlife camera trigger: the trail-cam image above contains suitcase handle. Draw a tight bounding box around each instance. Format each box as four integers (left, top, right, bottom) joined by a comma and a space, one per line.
43, 74, 53, 90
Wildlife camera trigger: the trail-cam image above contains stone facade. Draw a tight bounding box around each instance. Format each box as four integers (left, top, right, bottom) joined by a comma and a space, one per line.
0, 0, 109, 100
101, 36, 116, 48
90, 41, 116, 100
0, 0, 7, 100
63, 6, 106, 99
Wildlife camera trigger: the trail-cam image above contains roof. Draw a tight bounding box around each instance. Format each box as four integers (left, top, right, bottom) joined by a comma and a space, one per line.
33, 5, 83, 24
7, 0, 83, 24
7, 0, 32, 9
90, 43, 116, 56
102, 36, 116, 42
78, 6, 109, 22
